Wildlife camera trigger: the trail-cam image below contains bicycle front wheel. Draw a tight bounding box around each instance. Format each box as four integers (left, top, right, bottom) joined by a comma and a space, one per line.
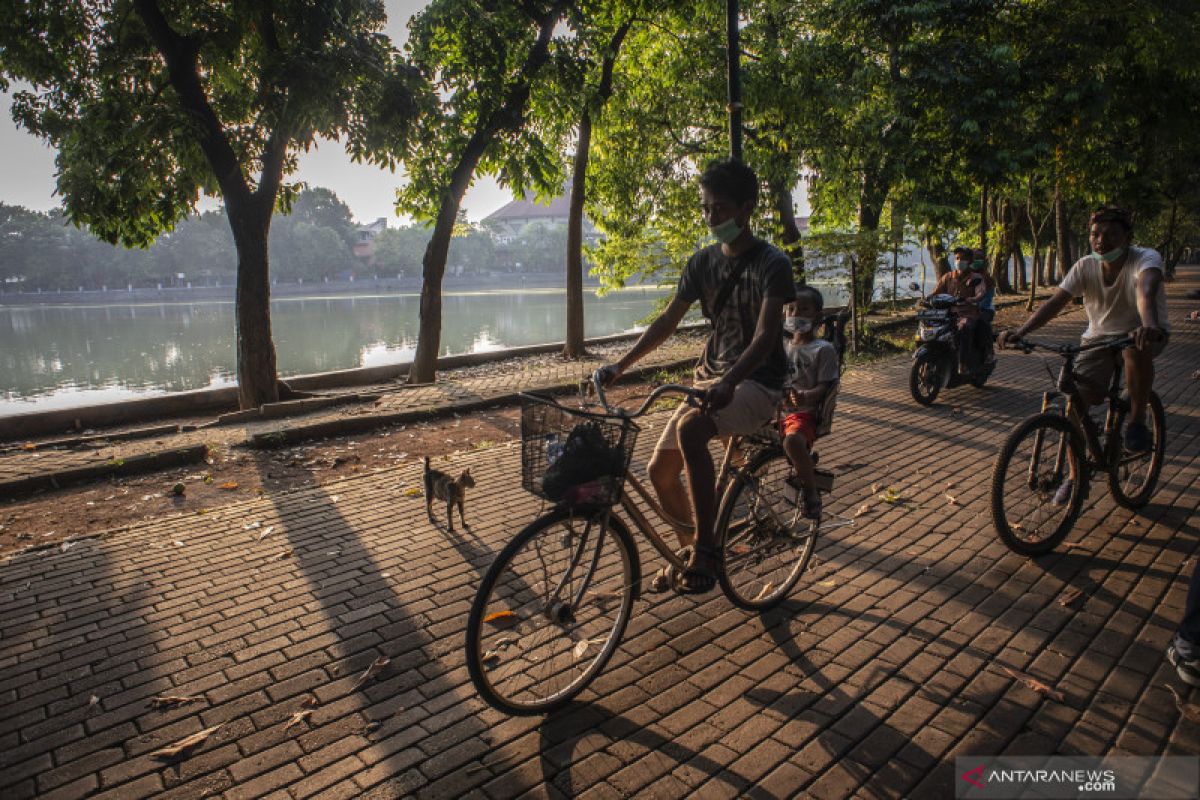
991, 413, 1085, 555
1108, 391, 1166, 509
465, 507, 636, 715
717, 448, 816, 611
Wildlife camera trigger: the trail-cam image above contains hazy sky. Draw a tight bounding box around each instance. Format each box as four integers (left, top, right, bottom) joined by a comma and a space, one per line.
0, 0, 513, 225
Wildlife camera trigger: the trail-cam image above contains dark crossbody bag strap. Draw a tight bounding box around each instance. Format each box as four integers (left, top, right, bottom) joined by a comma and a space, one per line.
707, 241, 762, 321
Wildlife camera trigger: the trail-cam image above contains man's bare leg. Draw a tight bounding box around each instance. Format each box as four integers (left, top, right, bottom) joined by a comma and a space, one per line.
677, 411, 720, 583
648, 447, 694, 549
1124, 346, 1154, 423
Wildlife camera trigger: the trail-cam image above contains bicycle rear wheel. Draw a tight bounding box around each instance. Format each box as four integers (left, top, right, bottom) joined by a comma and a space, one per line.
991, 413, 1085, 555
465, 507, 636, 715
1108, 391, 1165, 509
716, 448, 816, 611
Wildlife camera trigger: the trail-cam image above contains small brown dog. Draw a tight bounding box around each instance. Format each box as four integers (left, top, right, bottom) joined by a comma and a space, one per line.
423, 457, 475, 532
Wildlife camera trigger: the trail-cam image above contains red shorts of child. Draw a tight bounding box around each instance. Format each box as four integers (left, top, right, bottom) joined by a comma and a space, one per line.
780, 411, 818, 447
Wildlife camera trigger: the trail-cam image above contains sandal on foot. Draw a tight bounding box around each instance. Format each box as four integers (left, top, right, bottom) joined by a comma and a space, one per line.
678, 546, 719, 595
803, 493, 822, 521
649, 546, 691, 593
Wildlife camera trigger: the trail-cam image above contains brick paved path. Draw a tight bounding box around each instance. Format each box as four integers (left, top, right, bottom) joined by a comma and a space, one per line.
1, 274, 1198, 798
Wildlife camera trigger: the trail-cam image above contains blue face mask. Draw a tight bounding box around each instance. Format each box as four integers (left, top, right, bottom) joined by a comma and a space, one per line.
710, 217, 743, 245
1094, 246, 1126, 263
955, 261, 969, 272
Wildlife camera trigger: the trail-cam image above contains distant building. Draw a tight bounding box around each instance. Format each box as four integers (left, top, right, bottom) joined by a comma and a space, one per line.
482, 182, 598, 244
354, 217, 388, 264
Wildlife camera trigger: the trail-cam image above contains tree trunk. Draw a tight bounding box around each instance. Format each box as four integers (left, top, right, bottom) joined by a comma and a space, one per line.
772, 178, 804, 282
228, 201, 280, 408
1026, 177, 1040, 310
856, 175, 887, 311
1012, 238, 1026, 292
563, 20, 629, 358
410, 158, 477, 384
847, 254, 859, 353
925, 230, 951, 279
563, 114, 591, 358
979, 183, 989, 262
726, 0, 742, 160
991, 196, 1013, 293
1054, 180, 1068, 284
407, 3, 566, 384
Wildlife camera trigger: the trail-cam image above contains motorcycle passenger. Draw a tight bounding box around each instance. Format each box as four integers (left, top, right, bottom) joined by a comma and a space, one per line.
965, 248, 997, 372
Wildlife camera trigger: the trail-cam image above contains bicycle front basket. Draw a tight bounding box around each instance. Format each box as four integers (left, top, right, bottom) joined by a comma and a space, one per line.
520, 394, 639, 506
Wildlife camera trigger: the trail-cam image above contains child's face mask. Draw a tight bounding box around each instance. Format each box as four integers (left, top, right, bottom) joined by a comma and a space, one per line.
784, 317, 813, 335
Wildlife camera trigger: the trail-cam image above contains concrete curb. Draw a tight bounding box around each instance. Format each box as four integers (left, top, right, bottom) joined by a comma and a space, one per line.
0, 443, 209, 500
246, 357, 700, 449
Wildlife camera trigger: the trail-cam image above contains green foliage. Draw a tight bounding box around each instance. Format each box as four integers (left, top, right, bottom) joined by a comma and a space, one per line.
2, 0, 408, 247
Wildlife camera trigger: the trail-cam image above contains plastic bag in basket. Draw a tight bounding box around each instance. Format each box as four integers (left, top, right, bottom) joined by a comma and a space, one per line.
541, 421, 624, 502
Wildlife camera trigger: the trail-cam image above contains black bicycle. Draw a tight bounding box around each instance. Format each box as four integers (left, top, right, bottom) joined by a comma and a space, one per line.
990, 336, 1165, 555
464, 375, 838, 715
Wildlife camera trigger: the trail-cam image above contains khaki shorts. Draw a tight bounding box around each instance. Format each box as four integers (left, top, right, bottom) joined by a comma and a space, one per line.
654, 379, 781, 452
1075, 333, 1168, 402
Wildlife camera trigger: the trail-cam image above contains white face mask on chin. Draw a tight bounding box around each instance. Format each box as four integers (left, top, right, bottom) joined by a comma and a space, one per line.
783, 317, 813, 335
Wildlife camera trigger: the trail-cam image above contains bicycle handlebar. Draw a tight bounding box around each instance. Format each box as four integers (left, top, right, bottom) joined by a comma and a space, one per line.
590, 369, 704, 419
1008, 335, 1135, 356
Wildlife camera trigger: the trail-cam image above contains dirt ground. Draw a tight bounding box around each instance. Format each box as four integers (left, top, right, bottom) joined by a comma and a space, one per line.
0, 303, 1040, 558
0, 380, 667, 557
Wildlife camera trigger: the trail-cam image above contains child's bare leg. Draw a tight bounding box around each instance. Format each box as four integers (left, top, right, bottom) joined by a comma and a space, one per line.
783, 433, 819, 502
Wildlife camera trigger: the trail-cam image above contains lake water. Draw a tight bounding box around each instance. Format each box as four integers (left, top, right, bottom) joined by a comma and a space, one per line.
0, 262, 932, 415
0, 287, 677, 414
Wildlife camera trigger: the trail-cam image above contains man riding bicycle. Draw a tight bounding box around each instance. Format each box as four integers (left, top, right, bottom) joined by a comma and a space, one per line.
999, 206, 1169, 471
598, 159, 795, 594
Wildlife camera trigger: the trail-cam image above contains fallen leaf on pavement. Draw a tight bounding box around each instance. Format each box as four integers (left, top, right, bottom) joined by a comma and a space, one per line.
572, 640, 591, 660
148, 695, 205, 709
274, 548, 294, 560
752, 582, 776, 602
945, 494, 958, 505
351, 656, 390, 691
999, 665, 1065, 703
301, 697, 317, 708
402, 487, 423, 497
284, 710, 313, 731
256, 526, 275, 542
1166, 684, 1200, 723
1058, 588, 1083, 607
854, 503, 874, 518
150, 725, 222, 759
219, 481, 239, 490
483, 610, 518, 627
88, 695, 100, 708
1062, 540, 1088, 549
22, 443, 36, 451
818, 580, 837, 588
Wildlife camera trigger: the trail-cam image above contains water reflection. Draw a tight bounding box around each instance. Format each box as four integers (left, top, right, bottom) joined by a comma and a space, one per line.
0, 288, 671, 412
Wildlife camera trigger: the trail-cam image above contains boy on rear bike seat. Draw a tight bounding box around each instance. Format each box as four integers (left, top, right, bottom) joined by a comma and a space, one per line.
780, 286, 839, 520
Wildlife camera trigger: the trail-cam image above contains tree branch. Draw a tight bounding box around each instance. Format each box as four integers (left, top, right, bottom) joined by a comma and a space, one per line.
133, 0, 251, 208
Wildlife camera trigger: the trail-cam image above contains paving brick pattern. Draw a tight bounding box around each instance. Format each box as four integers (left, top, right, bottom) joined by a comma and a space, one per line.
1, 273, 1198, 798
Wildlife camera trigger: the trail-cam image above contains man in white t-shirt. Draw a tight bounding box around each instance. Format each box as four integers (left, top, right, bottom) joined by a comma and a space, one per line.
1000, 206, 1169, 457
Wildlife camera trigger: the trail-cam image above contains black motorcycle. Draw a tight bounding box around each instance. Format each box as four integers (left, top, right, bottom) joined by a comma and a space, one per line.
908, 284, 995, 406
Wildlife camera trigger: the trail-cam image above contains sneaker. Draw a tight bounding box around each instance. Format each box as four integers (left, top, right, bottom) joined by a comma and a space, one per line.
1124, 420, 1151, 453
1167, 633, 1200, 687
1052, 479, 1074, 506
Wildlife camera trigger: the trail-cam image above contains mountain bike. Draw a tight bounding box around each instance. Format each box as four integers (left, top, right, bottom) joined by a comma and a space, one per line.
990, 336, 1165, 555
464, 375, 839, 715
